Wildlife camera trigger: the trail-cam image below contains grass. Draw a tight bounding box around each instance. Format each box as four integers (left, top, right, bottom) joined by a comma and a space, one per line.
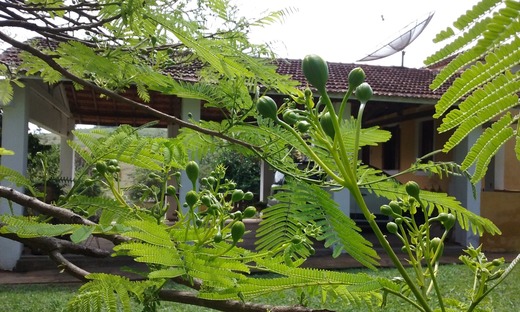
1, 264, 519, 311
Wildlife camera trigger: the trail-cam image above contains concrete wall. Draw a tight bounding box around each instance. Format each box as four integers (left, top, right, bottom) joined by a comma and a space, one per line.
367, 118, 452, 192
481, 191, 520, 252
503, 138, 520, 191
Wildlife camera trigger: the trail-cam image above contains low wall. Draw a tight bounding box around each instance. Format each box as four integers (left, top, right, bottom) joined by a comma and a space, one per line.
480, 191, 520, 252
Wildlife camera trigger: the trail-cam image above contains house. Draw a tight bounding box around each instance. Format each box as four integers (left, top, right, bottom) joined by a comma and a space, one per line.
0, 45, 518, 270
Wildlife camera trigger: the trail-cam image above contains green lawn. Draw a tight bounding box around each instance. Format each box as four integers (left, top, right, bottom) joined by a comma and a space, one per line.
1, 264, 518, 311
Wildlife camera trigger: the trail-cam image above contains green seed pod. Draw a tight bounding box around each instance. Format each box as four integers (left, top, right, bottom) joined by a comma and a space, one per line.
200, 194, 212, 207
185, 161, 199, 188
355, 82, 373, 103
257, 96, 278, 121
243, 191, 254, 201
231, 189, 245, 203
207, 176, 216, 188
242, 206, 257, 218
320, 112, 335, 139
386, 222, 399, 234
380, 205, 393, 216
437, 212, 449, 222
185, 190, 198, 208
296, 120, 311, 133
84, 178, 95, 187
166, 185, 176, 197
231, 221, 246, 243
213, 232, 223, 243
302, 54, 329, 91
443, 213, 456, 231
283, 110, 301, 125
95, 161, 107, 175
430, 237, 444, 262
107, 159, 118, 166
348, 67, 366, 90
232, 211, 243, 220
107, 165, 118, 173
389, 201, 402, 215
492, 258, 504, 267
405, 181, 421, 199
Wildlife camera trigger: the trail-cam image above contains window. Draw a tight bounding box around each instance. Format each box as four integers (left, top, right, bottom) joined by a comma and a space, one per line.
382, 125, 400, 171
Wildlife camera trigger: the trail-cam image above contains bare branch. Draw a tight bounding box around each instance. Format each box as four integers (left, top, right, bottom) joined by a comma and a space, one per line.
0, 227, 112, 258
48, 250, 91, 282
157, 290, 334, 312
0, 186, 129, 245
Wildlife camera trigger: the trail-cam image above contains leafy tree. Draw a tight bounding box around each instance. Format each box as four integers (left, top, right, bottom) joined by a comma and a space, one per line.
424, 0, 520, 183
200, 147, 260, 204
0, 1, 519, 312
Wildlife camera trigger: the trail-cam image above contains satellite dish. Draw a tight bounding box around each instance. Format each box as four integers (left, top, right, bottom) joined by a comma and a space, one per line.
357, 11, 435, 67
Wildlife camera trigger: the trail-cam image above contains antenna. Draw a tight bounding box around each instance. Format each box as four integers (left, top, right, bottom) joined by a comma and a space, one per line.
357, 11, 435, 67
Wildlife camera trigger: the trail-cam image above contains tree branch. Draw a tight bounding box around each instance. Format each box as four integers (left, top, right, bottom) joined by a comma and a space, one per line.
0, 33, 261, 153
157, 290, 334, 312
0, 186, 129, 245
0, 227, 112, 258
48, 250, 91, 282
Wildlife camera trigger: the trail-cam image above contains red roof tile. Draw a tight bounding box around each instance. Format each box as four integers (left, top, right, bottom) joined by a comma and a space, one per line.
1, 39, 447, 101
274, 58, 446, 100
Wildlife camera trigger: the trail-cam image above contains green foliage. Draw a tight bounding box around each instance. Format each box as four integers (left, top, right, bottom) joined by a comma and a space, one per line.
200, 257, 387, 310
67, 273, 162, 312
0, 215, 82, 239
257, 179, 379, 269
357, 165, 500, 236
200, 148, 260, 202
425, 0, 520, 183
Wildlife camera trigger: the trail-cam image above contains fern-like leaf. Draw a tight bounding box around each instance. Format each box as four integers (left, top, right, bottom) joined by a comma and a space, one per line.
425, 0, 520, 182
461, 113, 515, 182
0, 215, 81, 238
357, 166, 500, 235
122, 219, 173, 248
67, 273, 160, 312
200, 257, 388, 310
257, 179, 379, 269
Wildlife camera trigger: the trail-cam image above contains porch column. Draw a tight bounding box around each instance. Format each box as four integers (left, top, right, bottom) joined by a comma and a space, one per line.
0, 85, 29, 270
259, 160, 275, 203
449, 129, 482, 247
178, 98, 200, 215
59, 119, 76, 183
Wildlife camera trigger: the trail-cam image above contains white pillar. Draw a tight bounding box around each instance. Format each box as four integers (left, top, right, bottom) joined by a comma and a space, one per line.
450, 129, 482, 247
59, 119, 76, 183
0, 85, 29, 270
333, 188, 351, 216
178, 98, 200, 215
260, 160, 275, 203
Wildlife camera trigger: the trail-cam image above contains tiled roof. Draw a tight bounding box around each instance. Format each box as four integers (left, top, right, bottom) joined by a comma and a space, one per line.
274, 58, 446, 100
1, 39, 452, 127
0, 39, 449, 102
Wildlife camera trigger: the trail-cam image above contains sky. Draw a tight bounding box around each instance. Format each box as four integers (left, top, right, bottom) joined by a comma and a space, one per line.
233, 0, 482, 68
